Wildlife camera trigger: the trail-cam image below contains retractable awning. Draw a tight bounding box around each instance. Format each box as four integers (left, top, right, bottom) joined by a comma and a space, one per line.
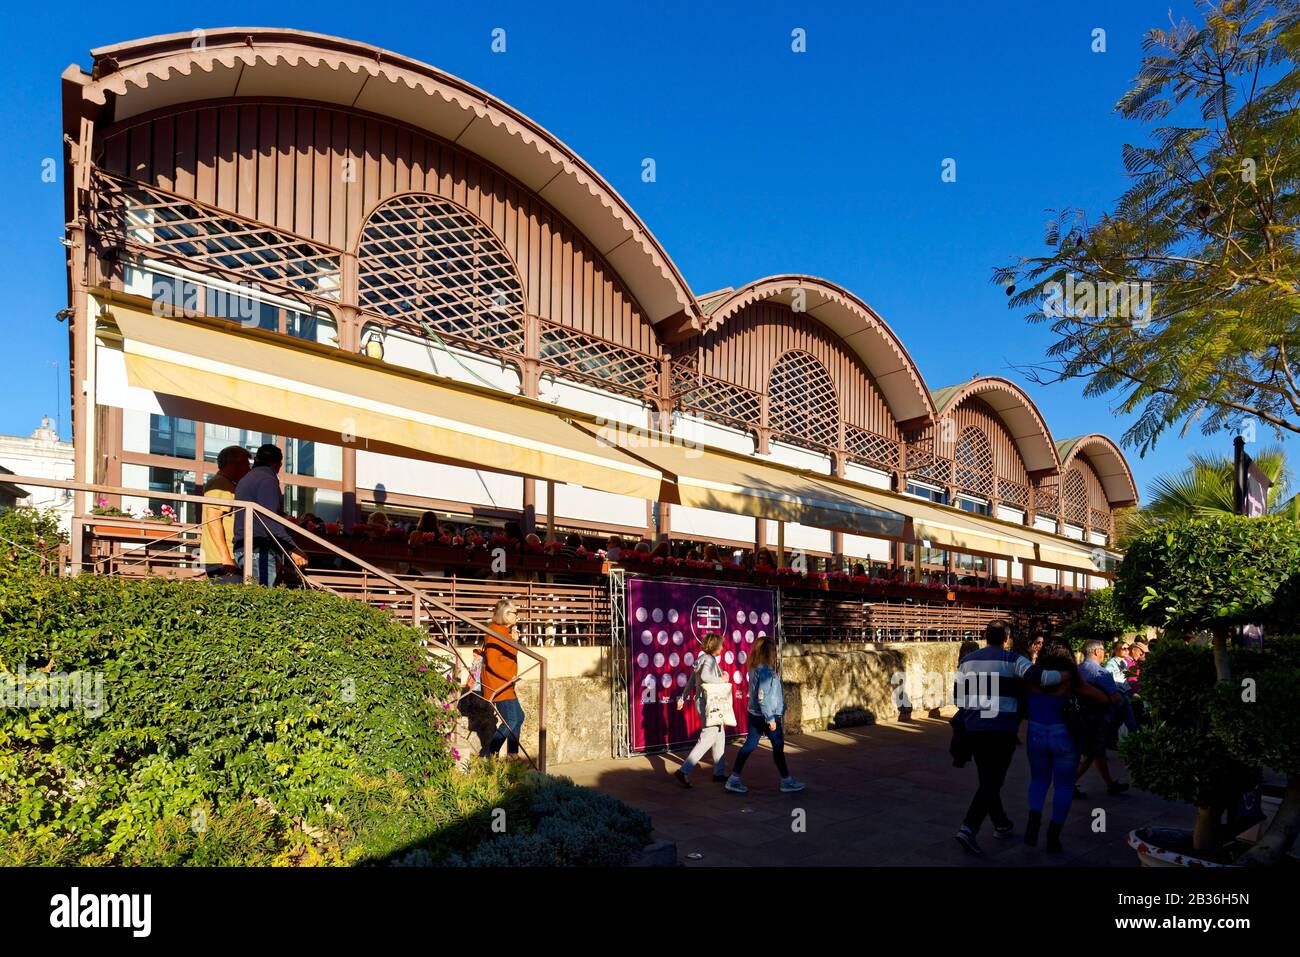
102, 294, 666, 501
574, 424, 907, 538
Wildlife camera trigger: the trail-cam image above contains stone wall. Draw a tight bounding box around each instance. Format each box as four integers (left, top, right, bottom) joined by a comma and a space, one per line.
455, 641, 964, 765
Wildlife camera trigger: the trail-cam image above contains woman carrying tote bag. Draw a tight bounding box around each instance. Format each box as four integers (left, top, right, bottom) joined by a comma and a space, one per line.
673, 633, 734, 787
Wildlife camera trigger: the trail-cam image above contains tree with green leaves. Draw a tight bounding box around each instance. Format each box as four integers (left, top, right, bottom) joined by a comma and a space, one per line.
995, 0, 1300, 453
1118, 444, 1291, 545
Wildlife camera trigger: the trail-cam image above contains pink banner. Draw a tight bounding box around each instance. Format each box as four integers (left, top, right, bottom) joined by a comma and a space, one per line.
626, 577, 776, 753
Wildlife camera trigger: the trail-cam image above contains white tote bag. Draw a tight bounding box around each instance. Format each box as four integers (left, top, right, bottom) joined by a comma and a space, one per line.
701, 680, 737, 727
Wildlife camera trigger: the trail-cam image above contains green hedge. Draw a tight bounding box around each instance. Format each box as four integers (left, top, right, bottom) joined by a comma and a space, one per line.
0, 572, 460, 863
1115, 515, 1300, 633
0, 507, 63, 577
1119, 639, 1258, 809
1060, 587, 1135, 654
0, 571, 658, 866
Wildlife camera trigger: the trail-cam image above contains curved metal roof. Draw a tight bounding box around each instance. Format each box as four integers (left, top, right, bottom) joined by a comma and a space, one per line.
698, 275, 935, 427
67, 27, 701, 328
932, 376, 1061, 475
1056, 434, 1139, 507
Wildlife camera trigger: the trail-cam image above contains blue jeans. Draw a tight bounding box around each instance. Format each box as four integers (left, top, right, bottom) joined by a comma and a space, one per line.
731, 713, 790, 778
1027, 721, 1077, 824
484, 698, 525, 756
233, 542, 278, 587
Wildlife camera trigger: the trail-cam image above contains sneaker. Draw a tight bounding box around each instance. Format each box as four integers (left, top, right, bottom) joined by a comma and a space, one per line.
1106, 781, 1130, 795
673, 769, 692, 789
955, 825, 983, 855
724, 775, 749, 794
712, 773, 728, 784
993, 822, 1015, 840
780, 777, 806, 793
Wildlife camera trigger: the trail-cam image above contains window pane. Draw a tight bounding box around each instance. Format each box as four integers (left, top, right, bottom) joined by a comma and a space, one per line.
149, 415, 197, 459
285, 486, 342, 523
145, 467, 199, 524
285, 438, 342, 480
204, 423, 275, 463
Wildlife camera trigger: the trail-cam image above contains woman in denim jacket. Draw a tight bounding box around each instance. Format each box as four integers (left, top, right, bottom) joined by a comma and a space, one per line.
725, 636, 805, 794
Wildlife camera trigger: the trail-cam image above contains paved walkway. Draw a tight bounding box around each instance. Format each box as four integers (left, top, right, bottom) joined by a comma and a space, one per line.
553, 716, 1191, 866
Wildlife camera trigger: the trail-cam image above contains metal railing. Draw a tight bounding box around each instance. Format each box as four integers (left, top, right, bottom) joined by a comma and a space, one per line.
2, 475, 548, 771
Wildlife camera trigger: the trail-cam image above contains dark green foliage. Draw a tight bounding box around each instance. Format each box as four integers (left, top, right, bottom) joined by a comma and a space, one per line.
0, 573, 459, 863
0, 572, 655, 866
0, 507, 64, 577
1115, 515, 1300, 632
1120, 640, 1259, 808
439, 772, 653, 867
1208, 636, 1300, 777
1060, 587, 1136, 654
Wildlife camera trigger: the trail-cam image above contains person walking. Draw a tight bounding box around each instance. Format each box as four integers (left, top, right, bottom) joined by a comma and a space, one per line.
1023, 642, 1112, 853
672, 633, 731, 787
953, 620, 1064, 855
481, 598, 526, 759
724, 636, 804, 794
1074, 639, 1128, 797
200, 445, 251, 581
231, 444, 309, 586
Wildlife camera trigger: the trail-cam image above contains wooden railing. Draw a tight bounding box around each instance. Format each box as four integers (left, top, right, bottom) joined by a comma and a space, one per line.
2, 475, 549, 771
305, 568, 609, 646
779, 593, 1009, 643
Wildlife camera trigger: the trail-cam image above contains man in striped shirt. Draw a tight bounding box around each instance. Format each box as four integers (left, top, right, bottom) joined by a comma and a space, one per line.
953, 620, 1063, 855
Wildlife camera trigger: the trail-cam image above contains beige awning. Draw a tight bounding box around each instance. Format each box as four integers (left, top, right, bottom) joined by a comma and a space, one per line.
575, 424, 907, 538
102, 294, 665, 500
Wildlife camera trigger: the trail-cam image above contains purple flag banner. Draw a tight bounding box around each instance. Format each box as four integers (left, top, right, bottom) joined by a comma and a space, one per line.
626, 577, 776, 753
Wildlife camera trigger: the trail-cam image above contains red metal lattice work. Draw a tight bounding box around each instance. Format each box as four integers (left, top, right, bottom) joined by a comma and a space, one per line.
357, 193, 525, 352
768, 350, 839, 450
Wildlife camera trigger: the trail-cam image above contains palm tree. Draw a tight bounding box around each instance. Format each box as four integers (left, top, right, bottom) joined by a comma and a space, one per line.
1117, 445, 1292, 547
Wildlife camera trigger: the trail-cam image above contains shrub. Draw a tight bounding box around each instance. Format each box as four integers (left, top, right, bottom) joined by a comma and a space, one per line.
1060, 586, 1135, 654
1114, 515, 1300, 634
1120, 641, 1257, 813
440, 772, 653, 867
0, 507, 63, 577
1207, 636, 1300, 779
0, 573, 459, 863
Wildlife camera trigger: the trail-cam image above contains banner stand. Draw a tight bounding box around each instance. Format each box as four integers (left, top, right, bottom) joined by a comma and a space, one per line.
624, 575, 777, 756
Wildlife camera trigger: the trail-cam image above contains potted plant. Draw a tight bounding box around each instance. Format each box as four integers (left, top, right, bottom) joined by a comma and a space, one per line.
1115, 515, 1300, 865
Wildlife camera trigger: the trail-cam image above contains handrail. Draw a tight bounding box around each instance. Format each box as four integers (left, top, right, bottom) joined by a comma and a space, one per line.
5, 474, 548, 770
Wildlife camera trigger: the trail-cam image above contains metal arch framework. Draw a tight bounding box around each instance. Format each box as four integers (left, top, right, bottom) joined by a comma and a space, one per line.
65, 27, 702, 329
1056, 434, 1140, 508
932, 376, 1062, 477
355, 192, 527, 353
687, 275, 936, 430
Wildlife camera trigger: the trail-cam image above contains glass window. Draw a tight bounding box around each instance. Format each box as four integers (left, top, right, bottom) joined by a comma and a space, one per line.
145, 467, 199, 524
957, 496, 991, 516
906, 483, 947, 505
204, 424, 275, 463
285, 438, 342, 480
285, 486, 342, 523
208, 288, 278, 332
953, 552, 989, 574
149, 415, 197, 459
903, 543, 948, 565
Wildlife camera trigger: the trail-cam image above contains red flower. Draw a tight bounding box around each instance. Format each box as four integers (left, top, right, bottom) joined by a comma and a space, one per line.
324, 522, 341, 536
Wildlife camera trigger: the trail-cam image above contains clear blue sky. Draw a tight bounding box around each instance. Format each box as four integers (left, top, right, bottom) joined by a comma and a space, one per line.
0, 0, 1289, 499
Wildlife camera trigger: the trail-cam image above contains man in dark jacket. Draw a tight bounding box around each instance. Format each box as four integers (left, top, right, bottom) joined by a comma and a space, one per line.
232, 444, 309, 586
952, 620, 1062, 855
